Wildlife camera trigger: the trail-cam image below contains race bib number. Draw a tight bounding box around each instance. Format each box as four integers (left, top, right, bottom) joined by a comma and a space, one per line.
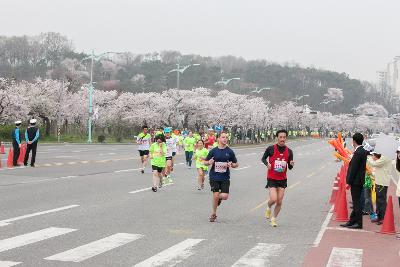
215, 162, 228, 173
274, 160, 287, 173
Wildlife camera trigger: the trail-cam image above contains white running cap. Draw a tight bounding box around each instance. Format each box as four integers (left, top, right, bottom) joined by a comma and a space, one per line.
15, 120, 22, 125
29, 119, 37, 124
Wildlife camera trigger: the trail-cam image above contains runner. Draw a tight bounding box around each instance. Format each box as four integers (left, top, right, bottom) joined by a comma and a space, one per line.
149, 134, 167, 192
184, 131, 196, 168
193, 140, 209, 190
261, 129, 294, 227
136, 125, 151, 174
204, 132, 238, 222
164, 128, 176, 184
205, 128, 216, 150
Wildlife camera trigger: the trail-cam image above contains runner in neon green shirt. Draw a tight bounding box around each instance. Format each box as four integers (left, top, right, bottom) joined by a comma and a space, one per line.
194, 140, 209, 190
184, 131, 196, 168
149, 134, 167, 192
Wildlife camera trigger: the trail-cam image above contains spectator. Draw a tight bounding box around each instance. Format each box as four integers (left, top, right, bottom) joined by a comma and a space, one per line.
368, 151, 392, 225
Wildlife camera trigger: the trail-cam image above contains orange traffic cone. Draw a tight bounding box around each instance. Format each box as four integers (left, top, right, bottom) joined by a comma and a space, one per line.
335, 185, 349, 222
334, 183, 342, 212
0, 143, 5, 154
329, 185, 339, 204
17, 144, 26, 165
7, 148, 13, 168
379, 196, 396, 235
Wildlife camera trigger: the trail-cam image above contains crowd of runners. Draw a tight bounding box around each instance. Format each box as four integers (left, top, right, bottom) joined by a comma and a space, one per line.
136, 125, 294, 225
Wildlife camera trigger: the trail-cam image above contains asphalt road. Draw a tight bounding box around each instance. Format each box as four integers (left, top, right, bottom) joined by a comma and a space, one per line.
0, 139, 340, 266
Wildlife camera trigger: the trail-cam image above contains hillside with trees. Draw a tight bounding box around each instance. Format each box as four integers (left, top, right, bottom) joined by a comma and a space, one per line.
0, 32, 395, 114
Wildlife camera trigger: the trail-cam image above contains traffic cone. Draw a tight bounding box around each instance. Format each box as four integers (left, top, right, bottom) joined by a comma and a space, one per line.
329, 185, 339, 204
335, 185, 349, 222
378, 196, 396, 235
334, 183, 342, 212
17, 144, 26, 165
0, 143, 5, 154
7, 148, 13, 168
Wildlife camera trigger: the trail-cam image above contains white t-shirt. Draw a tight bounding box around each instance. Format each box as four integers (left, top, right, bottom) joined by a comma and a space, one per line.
137, 133, 151, 151
165, 137, 176, 157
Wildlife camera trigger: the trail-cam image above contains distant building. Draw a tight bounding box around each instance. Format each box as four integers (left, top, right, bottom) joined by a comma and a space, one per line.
384, 57, 400, 97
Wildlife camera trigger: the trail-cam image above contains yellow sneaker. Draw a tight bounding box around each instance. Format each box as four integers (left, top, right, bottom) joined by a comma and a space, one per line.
265, 208, 271, 220
270, 217, 278, 227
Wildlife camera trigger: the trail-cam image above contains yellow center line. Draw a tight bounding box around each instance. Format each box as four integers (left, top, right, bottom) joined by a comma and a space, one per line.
249, 163, 330, 213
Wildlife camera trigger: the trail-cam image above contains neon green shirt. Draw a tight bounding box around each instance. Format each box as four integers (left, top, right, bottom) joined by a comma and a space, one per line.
149, 142, 167, 167
194, 148, 209, 169
184, 137, 196, 152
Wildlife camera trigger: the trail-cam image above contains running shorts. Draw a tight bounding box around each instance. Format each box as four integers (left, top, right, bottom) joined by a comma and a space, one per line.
172, 152, 176, 157
139, 150, 149, 156
166, 156, 173, 161
210, 180, 230, 194
151, 165, 163, 173
266, 179, 287, 189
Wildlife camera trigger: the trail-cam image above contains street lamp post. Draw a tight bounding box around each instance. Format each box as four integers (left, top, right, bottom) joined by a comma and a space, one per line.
168, 63, 200, 89
320, 99, 336, 113
215, 77, 241, 88
81, 50, 122, 143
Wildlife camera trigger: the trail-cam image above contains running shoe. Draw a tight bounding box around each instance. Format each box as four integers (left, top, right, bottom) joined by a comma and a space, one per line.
209, 214, 217, 222
151, 187, 157, 192
265, 207, 271, 220
201, 183, 204, 190
197, 187, 201, 191
270, 217, 278, 227
141, 169, 144, 174
159, 180, 163, 188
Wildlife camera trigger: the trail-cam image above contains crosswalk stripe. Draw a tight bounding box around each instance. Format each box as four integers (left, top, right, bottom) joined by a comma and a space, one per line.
0, 205, 79, 227
326, 247, 363, 267
45, 233, 143, 263
133, 238, 204, 267
231, 243, 286, 266
0, 227, 77, 253
0, 261, 21, 267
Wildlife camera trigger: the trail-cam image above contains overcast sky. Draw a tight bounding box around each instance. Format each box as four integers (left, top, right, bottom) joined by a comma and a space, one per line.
2, 0, 399, 82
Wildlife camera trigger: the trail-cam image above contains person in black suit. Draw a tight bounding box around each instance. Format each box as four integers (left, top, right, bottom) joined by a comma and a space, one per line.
340, 132, 368, 229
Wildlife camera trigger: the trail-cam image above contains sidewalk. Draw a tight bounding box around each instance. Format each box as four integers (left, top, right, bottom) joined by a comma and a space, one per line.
303, 180, 400, 267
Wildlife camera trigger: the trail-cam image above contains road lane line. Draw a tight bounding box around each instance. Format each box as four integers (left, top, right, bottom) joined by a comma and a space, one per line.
287, 181, 301, 189
0, 227, 77, 252
0, 261, 21, 267
234, 166, 251, 171
326, 247, 363, 267
312, 206, 334, 247
231, 243, 286, 266
325, 227, 373, 234
129, 183, 174, 194
45, 233, 143, 262
114, 168, 141, 173
133, 239, 204, 267
0, 205, 79, 227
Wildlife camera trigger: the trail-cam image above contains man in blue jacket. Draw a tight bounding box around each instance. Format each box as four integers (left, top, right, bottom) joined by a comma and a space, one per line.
11, 120, 22, 166
24, 119, 40, 167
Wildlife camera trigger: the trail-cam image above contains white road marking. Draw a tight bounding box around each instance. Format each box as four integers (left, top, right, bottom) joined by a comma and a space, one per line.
326, 247, 363, 267
0, 261, 21, 266
45, 233, 143, 262
0, 227, 77, 253
0, 205, 79, 227
234, 166, 251, 171
133, 238, 204, 267
232, 243, 286, 266
114, 168, 141, 173
55, 156, 74, 158
129, 183, 174, 194
325, 227, 373, 234
312, 206, 334, 247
